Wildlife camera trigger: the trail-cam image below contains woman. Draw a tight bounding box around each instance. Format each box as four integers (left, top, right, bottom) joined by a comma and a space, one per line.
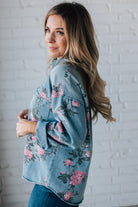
16, 2, 115, 207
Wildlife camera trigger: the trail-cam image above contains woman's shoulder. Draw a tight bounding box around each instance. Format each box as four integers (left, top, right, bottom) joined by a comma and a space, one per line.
50, 59, 83, 87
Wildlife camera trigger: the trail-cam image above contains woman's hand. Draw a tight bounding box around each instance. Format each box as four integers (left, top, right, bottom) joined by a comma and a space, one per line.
16, 119, 37, 137
17, 109, 29, 120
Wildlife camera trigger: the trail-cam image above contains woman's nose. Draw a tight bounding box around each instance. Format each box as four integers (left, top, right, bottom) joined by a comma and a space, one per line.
46, 32, 55, 43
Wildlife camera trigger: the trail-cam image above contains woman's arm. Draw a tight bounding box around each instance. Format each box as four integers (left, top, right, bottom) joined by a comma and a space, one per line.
35, 66, 88, 149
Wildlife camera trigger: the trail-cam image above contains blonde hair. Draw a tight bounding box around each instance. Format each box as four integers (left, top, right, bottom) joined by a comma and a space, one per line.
44, 2, 116, 122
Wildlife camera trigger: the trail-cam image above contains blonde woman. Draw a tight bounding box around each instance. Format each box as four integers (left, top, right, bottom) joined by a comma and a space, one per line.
16, 2, 115, 207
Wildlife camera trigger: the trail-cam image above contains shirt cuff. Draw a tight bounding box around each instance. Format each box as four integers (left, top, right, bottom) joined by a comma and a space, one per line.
36, 120, 49, 150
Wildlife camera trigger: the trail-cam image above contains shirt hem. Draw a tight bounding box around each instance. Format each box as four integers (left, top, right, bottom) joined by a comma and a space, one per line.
22, 175, 83, 206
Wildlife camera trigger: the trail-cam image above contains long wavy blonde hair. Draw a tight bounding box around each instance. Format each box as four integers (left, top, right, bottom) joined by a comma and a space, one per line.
44, 2, 116, 122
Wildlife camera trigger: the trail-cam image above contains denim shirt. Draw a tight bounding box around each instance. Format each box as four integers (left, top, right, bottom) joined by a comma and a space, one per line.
22, 57, 93, 206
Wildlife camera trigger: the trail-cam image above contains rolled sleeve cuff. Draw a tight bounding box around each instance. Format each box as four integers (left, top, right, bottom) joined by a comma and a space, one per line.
36, 120, 49, 150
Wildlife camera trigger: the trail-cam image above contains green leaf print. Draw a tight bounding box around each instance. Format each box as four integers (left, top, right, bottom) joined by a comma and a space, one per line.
69, 151, 77, 158
58, 173, 71, 184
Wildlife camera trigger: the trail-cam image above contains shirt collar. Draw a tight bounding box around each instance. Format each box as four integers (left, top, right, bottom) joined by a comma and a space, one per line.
51, 55, 69, 68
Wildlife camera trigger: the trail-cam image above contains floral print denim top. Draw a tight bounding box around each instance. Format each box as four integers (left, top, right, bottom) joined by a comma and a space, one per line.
22, 56, 93, 206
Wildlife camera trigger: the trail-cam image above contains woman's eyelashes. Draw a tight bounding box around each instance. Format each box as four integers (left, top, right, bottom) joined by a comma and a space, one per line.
56, 31, 64, 35
45, 28, 64, 35
45, 28, 49, 32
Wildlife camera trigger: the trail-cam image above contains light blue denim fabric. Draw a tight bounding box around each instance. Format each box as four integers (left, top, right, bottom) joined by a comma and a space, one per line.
22, 57, 93, 206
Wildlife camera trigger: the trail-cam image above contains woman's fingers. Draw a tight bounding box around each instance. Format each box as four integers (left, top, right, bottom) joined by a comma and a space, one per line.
17, 109, 28, 120
17, 111, 24, 120
23, 114, 28, 119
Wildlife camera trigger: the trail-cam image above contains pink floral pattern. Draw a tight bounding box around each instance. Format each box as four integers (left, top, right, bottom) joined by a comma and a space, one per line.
52, 83, 64, 98
64, 192, 73, 200
57, 121, 64, 133
87, 129, 91, 136
37, 146, 45, 155
57, 144, 91, 201
52, 90, 58, 98
44, 176, 47, 187
72, 101, 80, 107
24, 147, 33, 159
70, 171, 86, 186
87, 112, 90, 122
39, 91, 50, 101
86, 151, 91, 158
31, 112, 37, 122
65, 159, 73, 166
49, 102, 52, 110
31, 135, 36, 141
59, 88, 64, 96
48, 124, 52, 130
51, 135, 62, 144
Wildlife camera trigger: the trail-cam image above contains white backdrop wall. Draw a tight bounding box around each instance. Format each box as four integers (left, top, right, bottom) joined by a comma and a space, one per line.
0, 0, 138, 207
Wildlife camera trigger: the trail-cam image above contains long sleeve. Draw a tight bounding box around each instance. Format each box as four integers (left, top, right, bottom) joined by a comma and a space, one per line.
36, 64, 87, 150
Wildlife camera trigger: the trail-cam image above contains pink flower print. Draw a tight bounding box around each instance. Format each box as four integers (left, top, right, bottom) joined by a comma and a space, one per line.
72, 101, 80, 107
70, 171, 86, 186
56, 110, 60, 114
64, 192, 73, 201
44, 176, 47, 182
56, 110, 64, 119
57, 122, 64, 133
52, 135, 62, 144
37, 146, 45, 155
43, 176, 47, 187
39, 91, 49, 101
49, 103, 52, 109
31, 112, 37, 122
52, 90, 58, 98
87, 112, 90, 122
24, 147, 33, 159
86, 151, 91, 158
65, 159, 73, 166
48, 124, 52, 130
59, 88, 64, 96
48, 151, 51, 157
31, 135, 36, 141
87, 130, 91, 136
